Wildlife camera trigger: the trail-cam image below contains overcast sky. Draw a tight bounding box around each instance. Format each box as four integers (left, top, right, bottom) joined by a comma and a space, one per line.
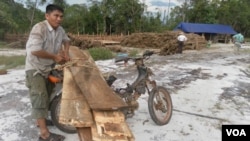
78, 0, 182, 12
34, 0, 183, 13
14, 0, 183, 20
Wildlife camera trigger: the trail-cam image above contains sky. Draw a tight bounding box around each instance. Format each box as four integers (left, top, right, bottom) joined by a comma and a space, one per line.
67, 0, 183, 13
15, 0, 183, 13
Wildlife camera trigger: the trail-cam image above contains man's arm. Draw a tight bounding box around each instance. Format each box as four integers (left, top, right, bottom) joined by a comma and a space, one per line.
31, 50, 65, 64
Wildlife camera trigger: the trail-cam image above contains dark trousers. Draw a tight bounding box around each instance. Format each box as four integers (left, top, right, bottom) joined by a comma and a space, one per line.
177, 41, 184, 54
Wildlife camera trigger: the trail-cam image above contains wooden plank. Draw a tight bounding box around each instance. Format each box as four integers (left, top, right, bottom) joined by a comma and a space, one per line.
91, 110, 135, 141
69, 46, 128, 110
93, 110, 125, 124
60, 67, 94, 127
100, 40, 120, 45
103, 122, 133, 137
77, 127, 92, 141
91, 124, 129, 141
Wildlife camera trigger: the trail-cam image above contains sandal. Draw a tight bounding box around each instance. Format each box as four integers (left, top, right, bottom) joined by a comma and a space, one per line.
38, 132, 65, 141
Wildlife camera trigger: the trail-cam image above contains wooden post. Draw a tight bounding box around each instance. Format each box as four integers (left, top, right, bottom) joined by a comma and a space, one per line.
195, 37, 199, 50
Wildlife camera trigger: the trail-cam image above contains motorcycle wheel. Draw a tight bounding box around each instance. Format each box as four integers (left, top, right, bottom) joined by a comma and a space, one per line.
148, 86, 172, 125
50, 95, 77, 134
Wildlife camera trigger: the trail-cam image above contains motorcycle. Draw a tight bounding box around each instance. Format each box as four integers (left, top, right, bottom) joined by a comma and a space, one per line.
49, 50, 173, 134
107, 50, 173, 125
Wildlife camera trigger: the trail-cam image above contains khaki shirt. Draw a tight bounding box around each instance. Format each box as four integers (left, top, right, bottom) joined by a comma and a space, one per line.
25, 20, 70, 76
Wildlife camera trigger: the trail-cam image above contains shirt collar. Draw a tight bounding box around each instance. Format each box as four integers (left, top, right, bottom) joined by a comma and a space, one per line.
45, 20, 54, 32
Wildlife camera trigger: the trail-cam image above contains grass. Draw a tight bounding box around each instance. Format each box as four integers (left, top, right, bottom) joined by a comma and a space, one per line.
244, 38, 250, 42
0, 55, 25, 70
0, 41, 7, 48
88, 47, 114, 61
128, 49, 139, 57
0, 47, 138, 71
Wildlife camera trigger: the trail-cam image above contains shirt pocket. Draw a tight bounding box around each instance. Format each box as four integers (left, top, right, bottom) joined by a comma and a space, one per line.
54, 39, 63, 53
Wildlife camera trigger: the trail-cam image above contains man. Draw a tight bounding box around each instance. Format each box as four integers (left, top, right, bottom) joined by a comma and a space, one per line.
177, 32, 187, 54
25, 4, 70, 141
233, 33, 244, 50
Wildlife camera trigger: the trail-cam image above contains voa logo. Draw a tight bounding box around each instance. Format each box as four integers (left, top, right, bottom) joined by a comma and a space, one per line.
226, 129, 246, 136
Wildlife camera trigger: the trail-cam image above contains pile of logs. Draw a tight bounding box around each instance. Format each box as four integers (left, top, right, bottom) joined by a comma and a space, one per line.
68, 34, 127, 53
68, 34, 103, 49
120, 31, 207, 55
3, 34, 28, 49
69, 31, 207, 55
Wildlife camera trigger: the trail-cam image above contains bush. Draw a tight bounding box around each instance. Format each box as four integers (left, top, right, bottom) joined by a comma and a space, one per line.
88, 47, 114, 61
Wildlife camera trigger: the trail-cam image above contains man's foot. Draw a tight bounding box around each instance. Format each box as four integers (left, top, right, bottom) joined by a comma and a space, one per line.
38, 132, 65, 141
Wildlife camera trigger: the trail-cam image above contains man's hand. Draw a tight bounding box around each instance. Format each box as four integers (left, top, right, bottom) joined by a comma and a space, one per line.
58, 50, 70, 62
54, 54, 66, 64
63, 51, 70, 61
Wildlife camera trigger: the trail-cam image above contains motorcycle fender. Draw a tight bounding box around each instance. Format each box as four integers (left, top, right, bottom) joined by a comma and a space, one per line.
149, 87, 158, 95
50, 83, 62, 102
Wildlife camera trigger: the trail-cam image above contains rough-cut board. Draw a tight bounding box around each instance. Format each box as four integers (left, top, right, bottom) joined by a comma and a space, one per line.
93, 110, 125, 123
60, 46, 134, 141
60, 66, 94, 127
102, 122, 132, 137
68, 46, 128, 110
92, 110, 134, 141
77, 127, 93, 141
91, 124, 132, 141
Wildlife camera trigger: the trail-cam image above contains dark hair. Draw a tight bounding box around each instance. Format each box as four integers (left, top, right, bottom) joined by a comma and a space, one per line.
46, 4, 64, 14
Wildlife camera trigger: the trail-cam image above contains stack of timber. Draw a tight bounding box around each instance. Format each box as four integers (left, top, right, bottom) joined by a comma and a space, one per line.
68, 31, 207, 55
3, 34, 28, 49
60, 46, 134, 141
120, 31, 207, 55
68, 34, 124, 53
68, 34, 103, 49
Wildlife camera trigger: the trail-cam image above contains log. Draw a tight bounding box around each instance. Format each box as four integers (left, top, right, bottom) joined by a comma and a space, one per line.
0, 70, 7, 75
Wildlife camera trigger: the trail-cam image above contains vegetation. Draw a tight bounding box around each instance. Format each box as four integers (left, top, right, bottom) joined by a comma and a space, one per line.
88, 47, 114, 61
0, 0, 250, 39
0, 41, 7, 48
128, 49, 139, 57
0, 55, 25, 70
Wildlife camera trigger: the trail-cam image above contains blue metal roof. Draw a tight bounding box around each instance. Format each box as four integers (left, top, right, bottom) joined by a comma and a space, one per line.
174, 22, 237, 35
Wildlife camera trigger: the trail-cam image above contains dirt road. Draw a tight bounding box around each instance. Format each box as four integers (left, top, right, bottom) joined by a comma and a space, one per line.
0, 43, 250, 141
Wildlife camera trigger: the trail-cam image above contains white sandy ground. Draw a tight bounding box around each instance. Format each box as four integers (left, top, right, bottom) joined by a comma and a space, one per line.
0, 44, 250, 141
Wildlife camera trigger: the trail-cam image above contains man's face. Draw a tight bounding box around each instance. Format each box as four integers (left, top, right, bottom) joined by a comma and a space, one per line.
45, 10, 63, 29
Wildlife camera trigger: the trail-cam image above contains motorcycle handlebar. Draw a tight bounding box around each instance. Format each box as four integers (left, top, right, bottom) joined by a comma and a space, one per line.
143, 50, 154, 57
114, 50, 154, 63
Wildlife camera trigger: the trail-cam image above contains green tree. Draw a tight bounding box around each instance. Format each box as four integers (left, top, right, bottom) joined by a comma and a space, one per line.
63, 4, 89, 34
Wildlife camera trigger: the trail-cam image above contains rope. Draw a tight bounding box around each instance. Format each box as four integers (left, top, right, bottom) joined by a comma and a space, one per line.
54, 58, 98, 71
